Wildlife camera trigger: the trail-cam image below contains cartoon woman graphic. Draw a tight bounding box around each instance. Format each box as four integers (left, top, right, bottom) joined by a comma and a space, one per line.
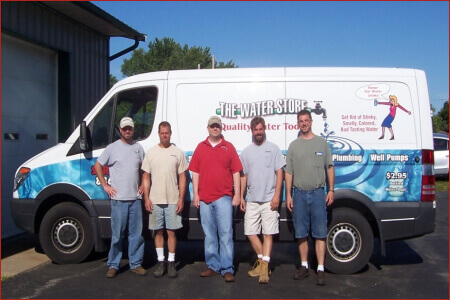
375, 95, 411, 140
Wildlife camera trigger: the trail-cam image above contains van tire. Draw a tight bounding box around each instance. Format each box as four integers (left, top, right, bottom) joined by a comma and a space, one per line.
325, 208, 373, 274
39, 203, 94, 264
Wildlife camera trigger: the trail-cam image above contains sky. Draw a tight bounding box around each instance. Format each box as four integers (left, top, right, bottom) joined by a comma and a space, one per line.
93, 1, 449, 112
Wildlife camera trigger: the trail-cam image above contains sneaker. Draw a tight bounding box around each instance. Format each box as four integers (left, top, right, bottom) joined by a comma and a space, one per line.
316, 270, 326, 285
106, 268, 117, 278
293, 266, 310, 280
167, 261, 178, 278
259, 261, 269, 284
154, 261, 166, 277
131, 266, 147, 276
248, 258, 262, 277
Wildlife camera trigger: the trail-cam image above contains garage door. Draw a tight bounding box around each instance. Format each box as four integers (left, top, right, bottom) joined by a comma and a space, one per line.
1, 34, 57, 238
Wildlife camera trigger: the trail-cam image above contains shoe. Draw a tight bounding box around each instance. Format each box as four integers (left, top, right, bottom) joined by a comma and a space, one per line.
378, 135, 384, 140
224, 272, 235, 282
200, 268, 219, 277
248, 258, 262, 277
316, 270, 326, 285
259, 261, 269, 284
167, 261, 178, 278
131, 266, 147, 276
154, 261, 166, 277
293, 266, 310, 280
106, 268, 117, 278
390, 136, 395, 140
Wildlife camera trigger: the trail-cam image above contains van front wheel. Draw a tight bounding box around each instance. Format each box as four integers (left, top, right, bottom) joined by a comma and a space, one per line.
325, 208, 373, 274
39, 203, 94, 264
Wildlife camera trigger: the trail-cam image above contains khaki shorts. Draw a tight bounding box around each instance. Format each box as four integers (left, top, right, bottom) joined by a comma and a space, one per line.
244, 201, 279, 235
149, 204, 182, 230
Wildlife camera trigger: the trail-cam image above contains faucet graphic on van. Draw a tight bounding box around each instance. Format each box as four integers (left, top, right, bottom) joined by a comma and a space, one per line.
306, 101, 327, 120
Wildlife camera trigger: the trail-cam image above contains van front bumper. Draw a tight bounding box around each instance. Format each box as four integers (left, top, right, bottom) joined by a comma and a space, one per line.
10, 198, 39, 234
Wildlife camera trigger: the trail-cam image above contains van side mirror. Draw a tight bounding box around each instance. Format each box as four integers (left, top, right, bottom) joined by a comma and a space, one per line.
79, 121, 92, 151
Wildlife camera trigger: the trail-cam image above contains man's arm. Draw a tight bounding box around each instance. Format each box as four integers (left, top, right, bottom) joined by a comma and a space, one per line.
94, 161, 116, 198
240, 172, 247, 212
285, 172, 294, 212
176, 171, 187, 214
191, 171, 200, 209
142, 172, 153, 213
326, 165, 335, 206
270, 168, 283, 211
232, 171, 241, 207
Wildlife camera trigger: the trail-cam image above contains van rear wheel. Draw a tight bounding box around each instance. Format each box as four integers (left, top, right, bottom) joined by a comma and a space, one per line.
325, 208, 373, 274
39, 203, 94, 264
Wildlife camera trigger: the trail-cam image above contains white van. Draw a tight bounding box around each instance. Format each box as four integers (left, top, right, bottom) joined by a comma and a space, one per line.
11, 67, 436, 274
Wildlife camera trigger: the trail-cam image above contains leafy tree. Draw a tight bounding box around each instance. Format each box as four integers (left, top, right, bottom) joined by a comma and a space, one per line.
109, 74, 118, 89
437, 101, 449, 132
121, 37, 236, 76
431, 101, 449, 133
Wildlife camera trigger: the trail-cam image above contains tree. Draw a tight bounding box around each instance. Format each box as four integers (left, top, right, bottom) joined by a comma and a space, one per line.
121, 37, 236, 77
109, 74, 118, 89
432, 101, 449, 133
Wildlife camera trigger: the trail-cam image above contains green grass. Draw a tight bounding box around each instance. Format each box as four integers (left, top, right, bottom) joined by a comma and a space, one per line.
1, 275, 13, 281
435, 177, 449, 191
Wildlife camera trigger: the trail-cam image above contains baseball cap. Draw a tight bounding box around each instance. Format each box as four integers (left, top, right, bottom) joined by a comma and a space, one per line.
119, 117, 134, 128
208, 116, 222, 127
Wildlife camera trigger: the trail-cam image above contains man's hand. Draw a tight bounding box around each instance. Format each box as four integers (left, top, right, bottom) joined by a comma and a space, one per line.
286, 195, 293, 212
326, 191, 334, 206
240, 197, 246, 212
176, 199, 184, 214
103, 185, 117, 198
270, 195, 280, 211
232, 194, 240, 207
144, 199, 153, 213
193, 194, 200, 209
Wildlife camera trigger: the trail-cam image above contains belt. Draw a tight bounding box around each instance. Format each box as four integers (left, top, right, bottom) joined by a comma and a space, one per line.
294, 187, 324, 193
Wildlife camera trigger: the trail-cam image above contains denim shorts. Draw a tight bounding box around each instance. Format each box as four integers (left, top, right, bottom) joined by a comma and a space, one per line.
292, 188, 327, 239
149, 204, 182, 230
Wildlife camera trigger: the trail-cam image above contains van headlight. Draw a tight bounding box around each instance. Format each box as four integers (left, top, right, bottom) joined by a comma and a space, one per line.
14, 167, 30, 191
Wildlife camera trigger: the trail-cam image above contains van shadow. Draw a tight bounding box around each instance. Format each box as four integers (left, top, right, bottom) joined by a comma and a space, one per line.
92, 232, 424, 276
368, 238, 423, 272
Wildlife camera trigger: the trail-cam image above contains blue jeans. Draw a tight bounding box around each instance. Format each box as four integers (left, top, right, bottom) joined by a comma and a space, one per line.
200, 196, 234, 275
292, 188, 328, 239
107, 200, 145, 270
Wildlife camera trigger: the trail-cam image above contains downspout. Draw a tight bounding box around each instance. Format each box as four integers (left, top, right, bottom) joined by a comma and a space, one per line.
109, 36, 143, 61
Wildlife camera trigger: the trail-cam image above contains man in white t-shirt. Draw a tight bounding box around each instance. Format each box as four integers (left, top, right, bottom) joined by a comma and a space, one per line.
240, 116, 285, 284
142, 121, 187, 278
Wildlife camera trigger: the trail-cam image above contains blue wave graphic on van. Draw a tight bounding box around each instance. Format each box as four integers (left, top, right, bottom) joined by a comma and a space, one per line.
18, 144, 421, 202
326, 136, 421, 201
18, 159, 109, 200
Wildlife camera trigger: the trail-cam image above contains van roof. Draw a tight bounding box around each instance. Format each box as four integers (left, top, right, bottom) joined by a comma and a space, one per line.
117, 67, 422, 85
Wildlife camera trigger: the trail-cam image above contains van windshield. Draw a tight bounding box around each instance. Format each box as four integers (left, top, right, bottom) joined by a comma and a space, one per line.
90, 86, 158, 149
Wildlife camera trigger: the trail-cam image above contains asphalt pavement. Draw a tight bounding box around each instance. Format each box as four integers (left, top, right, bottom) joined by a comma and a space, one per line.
1, 192, 448, 299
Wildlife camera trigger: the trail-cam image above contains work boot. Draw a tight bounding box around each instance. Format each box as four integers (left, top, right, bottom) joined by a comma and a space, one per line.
131, 266, 147, 276
224, 272, 235, 282
167, 261, 178, 278
259, 261, 269, 284
248, 258, 262, 277
106, 268, 117, 278
293, 266, 310, 280
154, 261, 166, 277
200, 268, 219, 277
316, 270, 326, 285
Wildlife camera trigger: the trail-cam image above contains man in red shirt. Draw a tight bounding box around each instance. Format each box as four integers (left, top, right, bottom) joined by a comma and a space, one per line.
189, 116, 242, 283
